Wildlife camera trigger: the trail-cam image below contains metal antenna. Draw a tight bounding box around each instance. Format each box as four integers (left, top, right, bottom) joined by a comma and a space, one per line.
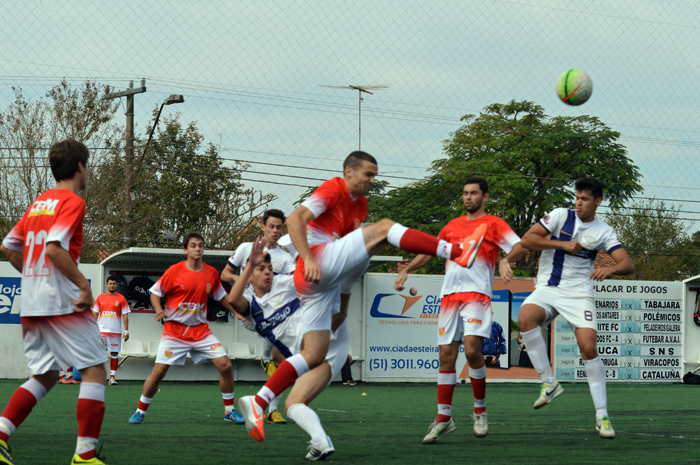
321, 84, 390, 150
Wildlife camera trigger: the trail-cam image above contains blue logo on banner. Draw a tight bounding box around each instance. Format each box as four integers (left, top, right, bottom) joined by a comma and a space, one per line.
0, 278, 22, 324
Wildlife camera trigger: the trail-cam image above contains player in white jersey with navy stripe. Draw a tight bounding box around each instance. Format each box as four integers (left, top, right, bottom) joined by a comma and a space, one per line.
518, 178, 633, 439
226, 239, 350, 460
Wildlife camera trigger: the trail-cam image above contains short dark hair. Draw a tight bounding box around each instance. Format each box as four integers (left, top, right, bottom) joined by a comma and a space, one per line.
49, 139, 90, 182
343, 151, 377, 171
263, 209, 285, 226
183, 232, 204, 249
575, 178, 607, 199
106, 276, 117, 284
463, 177, 488, 195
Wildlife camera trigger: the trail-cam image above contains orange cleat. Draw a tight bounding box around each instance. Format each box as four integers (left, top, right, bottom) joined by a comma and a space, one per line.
454, 223, 488, 268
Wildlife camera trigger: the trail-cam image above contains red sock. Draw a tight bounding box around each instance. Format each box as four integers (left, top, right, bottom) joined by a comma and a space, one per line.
395, 229, 463, 260
0, 379, 47, 441
76, 398, 105, 458
437, 370, 456, 423
254, 360, 302, 409
470, 364, 487, 415
110, 356, 118, 375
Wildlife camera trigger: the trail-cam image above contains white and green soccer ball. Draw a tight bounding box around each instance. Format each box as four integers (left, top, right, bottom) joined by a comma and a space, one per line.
556, 69, 593, 106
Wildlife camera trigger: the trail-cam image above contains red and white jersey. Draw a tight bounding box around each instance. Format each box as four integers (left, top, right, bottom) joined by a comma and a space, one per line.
150, 261, 226, 338
301, 177, 368, 246
2, 189, 85, 317
439, 215, 521, 298
92, 292, 130, 335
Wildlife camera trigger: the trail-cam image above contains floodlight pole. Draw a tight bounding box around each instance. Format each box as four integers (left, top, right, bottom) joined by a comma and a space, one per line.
104, 80, 147, 249
350, 86, 373, 151
134, 94, 184, 181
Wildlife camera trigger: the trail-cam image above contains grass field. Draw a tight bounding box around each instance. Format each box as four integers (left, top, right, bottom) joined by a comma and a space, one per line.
1, 380, 698, 464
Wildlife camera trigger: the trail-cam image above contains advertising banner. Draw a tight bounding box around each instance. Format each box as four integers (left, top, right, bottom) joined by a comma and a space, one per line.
364, 273, 510, 381
0, 278, 22, 324
553, 280, 683, 382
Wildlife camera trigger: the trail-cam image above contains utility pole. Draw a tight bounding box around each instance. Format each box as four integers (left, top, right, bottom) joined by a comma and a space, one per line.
104, 79, 147, 249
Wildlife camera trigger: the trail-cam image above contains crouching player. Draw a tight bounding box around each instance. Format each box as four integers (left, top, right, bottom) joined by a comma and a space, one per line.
127, 232, 245, 425
227, 239, 350, 461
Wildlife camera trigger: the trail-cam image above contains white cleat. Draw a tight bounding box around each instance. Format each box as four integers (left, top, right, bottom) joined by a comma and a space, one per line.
534, 382, 564, 409
596, 415, 615, 439
473, 412, 488, 437
423, 418, 456, 444
305, 435, 335, 461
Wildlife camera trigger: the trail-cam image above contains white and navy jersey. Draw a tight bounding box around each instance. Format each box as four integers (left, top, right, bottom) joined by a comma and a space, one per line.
243, 276, 302, 358
536, 208, 621, 295
228, 242, 296, 275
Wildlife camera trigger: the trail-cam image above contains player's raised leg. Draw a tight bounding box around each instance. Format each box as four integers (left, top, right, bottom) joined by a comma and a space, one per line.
519, 303, 563, 409
423, 342, 458, 444
576, 328, 614, 438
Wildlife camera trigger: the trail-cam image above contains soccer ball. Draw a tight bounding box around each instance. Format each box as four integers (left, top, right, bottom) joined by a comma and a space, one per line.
556, 69, 593, 105
409, 287, 417, 296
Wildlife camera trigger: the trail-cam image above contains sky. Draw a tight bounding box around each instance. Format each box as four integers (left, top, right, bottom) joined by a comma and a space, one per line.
2, 0, 700, 229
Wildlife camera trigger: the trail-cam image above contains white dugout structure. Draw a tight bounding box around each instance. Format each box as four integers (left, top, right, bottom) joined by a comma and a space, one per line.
0, 250, 698, 384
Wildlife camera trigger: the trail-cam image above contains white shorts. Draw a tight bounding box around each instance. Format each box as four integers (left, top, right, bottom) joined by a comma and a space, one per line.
294, 228, 370, 334
292, 319, 349, 384
438, 292, 493, 345
523, 286, 597, 331
154, 333, 228, 365
100, 333, 122, 353
22, 312, 108, 375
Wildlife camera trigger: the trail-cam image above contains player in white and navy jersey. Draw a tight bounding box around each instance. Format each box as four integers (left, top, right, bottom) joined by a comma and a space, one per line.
93, 275, 131, 385
238, 151, 487, 460
396, 177, 526, 443
127, 232, 245, 426
227, 239, 349, 459
0, 140, 108, 465
519, 178, 633, 439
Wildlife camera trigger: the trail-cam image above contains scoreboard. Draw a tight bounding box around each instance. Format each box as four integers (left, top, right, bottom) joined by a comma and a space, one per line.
553, 281, 683, 382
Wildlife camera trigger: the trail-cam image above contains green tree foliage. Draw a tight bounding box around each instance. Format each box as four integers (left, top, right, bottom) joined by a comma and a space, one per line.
603, 199, 698, 280
370, 100, 643, 275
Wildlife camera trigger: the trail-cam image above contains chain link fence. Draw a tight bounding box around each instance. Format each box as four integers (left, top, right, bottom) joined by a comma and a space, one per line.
1, 1, 699, 279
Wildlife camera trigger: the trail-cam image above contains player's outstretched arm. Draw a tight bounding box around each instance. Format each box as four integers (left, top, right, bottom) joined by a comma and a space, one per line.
589, 248, 634, 281
521, 224, 582, 254
220, 264, 239, 283
394, 254, 433, 290
226, 240, 265, 315
45, 241, 93, 312
0, 244, 23, 273
287, 205, 321, 283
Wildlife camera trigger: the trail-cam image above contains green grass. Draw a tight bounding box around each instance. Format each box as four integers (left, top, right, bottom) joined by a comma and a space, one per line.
1, 380, 698, 464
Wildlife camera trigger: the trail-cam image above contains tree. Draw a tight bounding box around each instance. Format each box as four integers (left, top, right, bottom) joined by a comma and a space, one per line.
603, 199, 698, 280
370, 100, 644, 275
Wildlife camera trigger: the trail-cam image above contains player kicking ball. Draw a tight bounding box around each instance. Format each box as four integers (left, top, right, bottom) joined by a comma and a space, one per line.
127, 233, 245, 425
396, 177, 526, 443
238, 151, 486, 458
518, 178, 633, 439
227, 239, 352, 460
0, 140, 109, 464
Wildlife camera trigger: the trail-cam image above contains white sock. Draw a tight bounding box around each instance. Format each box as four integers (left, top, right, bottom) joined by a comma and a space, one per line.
138, 395, 152, 414
269, 394, 281, 412
386, 223, 408, 248
262, 340, 273, 362
521, 328, 555, 385
222, 392, 234, 413
584, 357, 608, 419
286, 403, 326, 443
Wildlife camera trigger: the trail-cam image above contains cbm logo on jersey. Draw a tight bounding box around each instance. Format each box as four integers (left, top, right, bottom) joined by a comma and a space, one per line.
369, 289, 440, 319
0, 278, 22, 324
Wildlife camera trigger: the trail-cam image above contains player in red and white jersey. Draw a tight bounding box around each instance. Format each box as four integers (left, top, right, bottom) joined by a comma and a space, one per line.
93, 275, 131, 385
0, 139, 108, 465
395, 177, 526, 443
127, 233, 245, 425
518, 178, 633, 439
239, 151, 488, 457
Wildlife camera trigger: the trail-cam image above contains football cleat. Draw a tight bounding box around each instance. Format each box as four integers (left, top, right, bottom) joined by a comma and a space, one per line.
473, 412, 488, 437
266, 410, 287, 424
596, 415, 615, 439
342, 380, 357, 386
108, 378, 117, 386
0, 439, 14, 465
422, 418, 456, 444
261, 358, 278, 378
70, 454, 107, 464
454, 223, 488, 268
128, 411, 145, 424
534, 382, 564, 409
305, 436, 335, 461
224, 408, 245, 424
238, 396, 265, 442
60, 377, 73, 385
